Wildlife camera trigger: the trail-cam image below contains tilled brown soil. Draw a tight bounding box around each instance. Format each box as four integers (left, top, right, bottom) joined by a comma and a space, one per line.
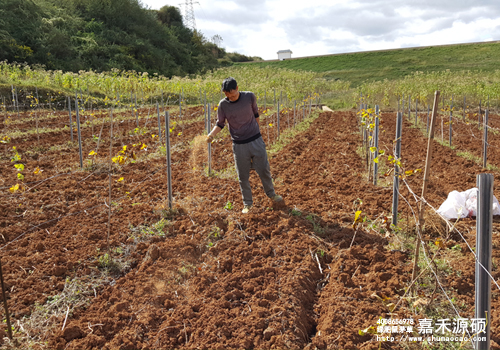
1, 106, 500, 349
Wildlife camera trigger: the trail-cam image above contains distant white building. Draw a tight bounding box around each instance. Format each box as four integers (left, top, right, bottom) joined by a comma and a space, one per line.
277, 49, 292, 60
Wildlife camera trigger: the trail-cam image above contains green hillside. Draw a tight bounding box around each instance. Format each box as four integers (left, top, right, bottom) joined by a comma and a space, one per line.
0, 0, 261, 78
244, 41, 500, 87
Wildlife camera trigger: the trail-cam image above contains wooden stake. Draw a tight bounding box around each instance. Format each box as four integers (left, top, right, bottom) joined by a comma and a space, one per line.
426, 104, 430, 136
413, 91, 440, 281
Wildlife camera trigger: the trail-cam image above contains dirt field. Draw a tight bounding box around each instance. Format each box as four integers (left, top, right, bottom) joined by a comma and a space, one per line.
1, 105, 500, 349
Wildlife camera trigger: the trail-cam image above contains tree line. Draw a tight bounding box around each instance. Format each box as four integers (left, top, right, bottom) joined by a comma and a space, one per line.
0, 0, 260, 77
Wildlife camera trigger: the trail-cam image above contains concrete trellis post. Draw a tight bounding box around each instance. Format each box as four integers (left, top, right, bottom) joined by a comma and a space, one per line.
79, 88, 83, 112
75, 95, 83, 169
475, 173, 493, 350
179, 93, 182, 119
479, 100, 482, 126
207, 103, 212, 175
277, 104, 280, 139
35, 87, 40, 144
392, 111, 403, 227
408, 95, 411, 119
0, 258, 12, 340
203, 93, 207, 124
165, 111, 173, 209
10, 85, 14, 113
15, 87, 19, 117
449, 109, 452, 147
135, 93, 139, 127
156, 102, 162, 143
107, 107, 113, 251
373, 106, 380, 186
415, 99, 418, 124
463, 95, 466, 121
402, 94, 405, 119
129, 91, 133, 127
308, 96, 312, 117
68, 96, 73, 142
293, 100, 296, 127
483, 110, 489, 168
286, 98, 290, 129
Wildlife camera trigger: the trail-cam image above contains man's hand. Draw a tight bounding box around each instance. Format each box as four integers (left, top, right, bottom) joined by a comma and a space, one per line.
207, 126, 221, 143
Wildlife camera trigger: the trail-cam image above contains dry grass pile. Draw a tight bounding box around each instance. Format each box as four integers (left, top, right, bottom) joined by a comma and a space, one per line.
190, 135, 208, 173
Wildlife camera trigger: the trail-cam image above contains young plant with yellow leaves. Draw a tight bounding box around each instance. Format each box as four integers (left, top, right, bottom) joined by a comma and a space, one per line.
10, 146, 25, 193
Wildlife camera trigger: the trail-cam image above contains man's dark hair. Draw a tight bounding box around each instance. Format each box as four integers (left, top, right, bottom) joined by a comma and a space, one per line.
222, 77, 238, 92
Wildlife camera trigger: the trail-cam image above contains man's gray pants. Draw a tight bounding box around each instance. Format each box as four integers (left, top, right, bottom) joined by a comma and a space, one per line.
232, 137, 276, 206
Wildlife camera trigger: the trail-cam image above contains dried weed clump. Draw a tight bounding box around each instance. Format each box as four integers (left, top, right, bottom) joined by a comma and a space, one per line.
190, 135, 208, 173
6, 276, 109, 349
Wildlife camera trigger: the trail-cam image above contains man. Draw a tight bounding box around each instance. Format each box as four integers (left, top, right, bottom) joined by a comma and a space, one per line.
207, 77, 283, 214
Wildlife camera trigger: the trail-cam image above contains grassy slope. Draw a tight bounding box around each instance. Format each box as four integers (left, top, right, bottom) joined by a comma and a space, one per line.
243, 41, 500, 87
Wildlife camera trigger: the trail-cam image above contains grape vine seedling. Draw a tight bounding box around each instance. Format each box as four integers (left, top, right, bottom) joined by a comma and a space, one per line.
10, 147, 25, 193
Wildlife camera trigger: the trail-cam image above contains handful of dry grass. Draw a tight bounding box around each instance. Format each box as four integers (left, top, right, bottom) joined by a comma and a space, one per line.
190, 135, 208, 172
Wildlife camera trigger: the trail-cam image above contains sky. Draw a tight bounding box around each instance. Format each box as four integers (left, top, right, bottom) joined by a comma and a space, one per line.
141, 0, 500, 60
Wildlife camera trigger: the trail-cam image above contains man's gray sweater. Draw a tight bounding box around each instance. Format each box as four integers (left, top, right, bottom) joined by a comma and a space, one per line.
216, 91, 261, 144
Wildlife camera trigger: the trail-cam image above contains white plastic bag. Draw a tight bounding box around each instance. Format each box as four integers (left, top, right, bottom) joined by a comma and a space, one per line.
437, 190, 469, 219
437, 188, 500, 219
463, 188, 478, 217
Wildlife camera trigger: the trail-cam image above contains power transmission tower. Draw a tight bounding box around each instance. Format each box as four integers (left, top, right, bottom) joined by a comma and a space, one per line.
183, 0, 198, 31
